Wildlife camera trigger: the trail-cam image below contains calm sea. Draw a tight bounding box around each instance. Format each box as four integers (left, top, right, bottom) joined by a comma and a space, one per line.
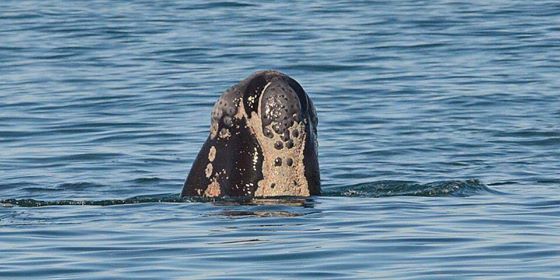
1, 1, 559, 279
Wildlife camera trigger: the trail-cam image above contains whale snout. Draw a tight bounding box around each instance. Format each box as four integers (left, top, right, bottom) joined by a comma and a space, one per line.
242, 70, 316, 132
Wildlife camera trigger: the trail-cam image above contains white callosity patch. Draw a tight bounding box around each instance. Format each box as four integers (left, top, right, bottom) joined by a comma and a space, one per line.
208, 146, 216, 162
210, 122, 219, 139
218, 127, 231, 139
205, 146, 216, 179
247, 79, 310, 197
251, 112, 309, 197
204, 180, 221, 197
205, 163, 213, 178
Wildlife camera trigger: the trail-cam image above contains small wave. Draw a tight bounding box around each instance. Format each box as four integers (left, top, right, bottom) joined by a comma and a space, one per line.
180, 1, 256, 10
1, 193, 184, 208
129, 177, 162, 184
324, 179, 498, 197
21, 182, 106, 194
0, 194, 313, 208
2, 180, 497, 207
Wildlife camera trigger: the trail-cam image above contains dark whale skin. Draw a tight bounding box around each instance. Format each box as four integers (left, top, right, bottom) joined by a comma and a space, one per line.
182, 70, 319, 198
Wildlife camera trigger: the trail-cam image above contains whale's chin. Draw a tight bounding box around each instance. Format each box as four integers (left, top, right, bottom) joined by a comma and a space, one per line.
182, 70, 320, 198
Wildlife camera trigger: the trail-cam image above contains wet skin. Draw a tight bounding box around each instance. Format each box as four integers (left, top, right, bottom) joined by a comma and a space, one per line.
182, 70, 320, 198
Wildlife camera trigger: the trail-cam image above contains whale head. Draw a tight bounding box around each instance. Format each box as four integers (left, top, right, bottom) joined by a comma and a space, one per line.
182, 70, 320, 198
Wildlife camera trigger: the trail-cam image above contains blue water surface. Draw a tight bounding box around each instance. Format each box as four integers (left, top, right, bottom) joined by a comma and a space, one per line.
1, 1, 560, 279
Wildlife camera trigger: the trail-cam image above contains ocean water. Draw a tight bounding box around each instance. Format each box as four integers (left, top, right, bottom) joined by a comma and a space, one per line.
1, 0, 559, 279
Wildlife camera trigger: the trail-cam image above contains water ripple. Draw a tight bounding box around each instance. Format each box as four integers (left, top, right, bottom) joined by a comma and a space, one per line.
1, 0, 560, 278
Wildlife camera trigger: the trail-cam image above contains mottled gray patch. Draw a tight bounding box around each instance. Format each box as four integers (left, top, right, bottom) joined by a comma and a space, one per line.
260, 79, 302, 135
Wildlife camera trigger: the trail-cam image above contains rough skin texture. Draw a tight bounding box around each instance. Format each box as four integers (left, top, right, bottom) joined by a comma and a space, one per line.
182, 70, 320, 198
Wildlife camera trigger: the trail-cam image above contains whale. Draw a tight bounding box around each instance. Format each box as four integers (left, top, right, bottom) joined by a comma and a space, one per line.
181, 70, 320, 198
